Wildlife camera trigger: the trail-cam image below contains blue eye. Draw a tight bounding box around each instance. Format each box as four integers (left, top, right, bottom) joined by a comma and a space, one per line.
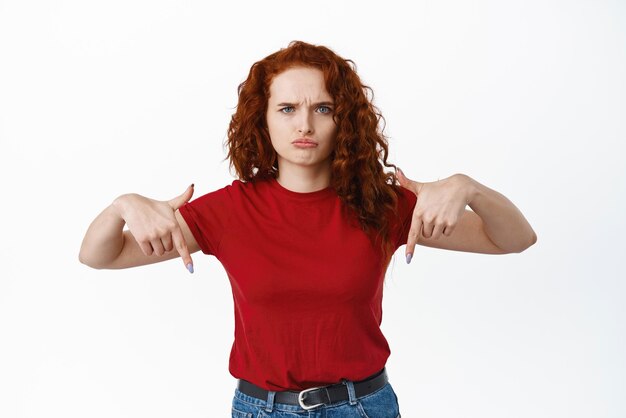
317, 105, 332, 114
280, 106, 295, 113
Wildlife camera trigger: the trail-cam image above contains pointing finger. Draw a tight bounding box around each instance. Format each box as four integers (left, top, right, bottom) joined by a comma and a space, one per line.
406, 217, 422, 264
172, 226, 193, 274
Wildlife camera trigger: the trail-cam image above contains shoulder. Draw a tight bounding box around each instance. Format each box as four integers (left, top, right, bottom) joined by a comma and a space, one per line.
394, 184, 417, 213
197, 178, 253, 197
188, 177, 274, 205
227, 177, 273, 196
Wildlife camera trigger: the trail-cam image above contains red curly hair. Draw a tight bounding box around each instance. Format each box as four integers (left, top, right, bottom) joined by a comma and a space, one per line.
225, 41, 406, 267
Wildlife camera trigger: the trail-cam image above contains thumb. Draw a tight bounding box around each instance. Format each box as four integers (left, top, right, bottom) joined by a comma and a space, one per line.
396, 168, 413, 187
168, 183, 195, 210
397, 168, 423, 194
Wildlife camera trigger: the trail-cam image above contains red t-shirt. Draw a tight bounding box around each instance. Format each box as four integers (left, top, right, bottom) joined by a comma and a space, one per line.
179, 176, 417, 391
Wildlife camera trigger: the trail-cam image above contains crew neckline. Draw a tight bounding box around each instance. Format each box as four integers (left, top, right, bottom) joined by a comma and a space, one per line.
268, 177, 336, 201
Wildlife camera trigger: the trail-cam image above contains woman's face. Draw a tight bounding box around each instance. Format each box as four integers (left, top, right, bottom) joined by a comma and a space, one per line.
266, 66, 337, 174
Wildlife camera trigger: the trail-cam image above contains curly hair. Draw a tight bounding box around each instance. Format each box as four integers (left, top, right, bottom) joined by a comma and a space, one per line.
225, 40, 406, 267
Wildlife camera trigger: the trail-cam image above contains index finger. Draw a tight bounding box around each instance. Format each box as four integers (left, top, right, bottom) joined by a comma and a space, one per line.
405, 216, 423, 264
171, 226, 194, 273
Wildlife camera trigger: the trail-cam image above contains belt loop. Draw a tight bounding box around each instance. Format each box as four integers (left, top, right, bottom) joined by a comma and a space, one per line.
264, 390, 276, 412
341, 379, 358, 405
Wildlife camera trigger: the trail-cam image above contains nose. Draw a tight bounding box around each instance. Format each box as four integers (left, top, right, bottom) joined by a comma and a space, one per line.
296, 111, 314, 135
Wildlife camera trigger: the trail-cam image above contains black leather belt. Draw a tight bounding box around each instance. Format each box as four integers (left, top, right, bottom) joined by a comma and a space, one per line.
236, 368, 388, 411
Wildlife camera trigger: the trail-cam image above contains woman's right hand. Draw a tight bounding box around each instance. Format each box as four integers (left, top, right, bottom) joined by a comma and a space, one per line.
112, 184, 196, 272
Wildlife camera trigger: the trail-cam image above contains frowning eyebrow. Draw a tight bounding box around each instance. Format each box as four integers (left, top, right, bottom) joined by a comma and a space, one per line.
275, 101, 334, 107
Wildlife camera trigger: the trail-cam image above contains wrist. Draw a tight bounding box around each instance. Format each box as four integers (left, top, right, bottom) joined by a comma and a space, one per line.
111, 193, 135, 218
453, 173, 478, 205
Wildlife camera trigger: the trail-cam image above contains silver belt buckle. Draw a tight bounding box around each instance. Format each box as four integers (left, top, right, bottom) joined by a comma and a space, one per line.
297, 386, 326, 410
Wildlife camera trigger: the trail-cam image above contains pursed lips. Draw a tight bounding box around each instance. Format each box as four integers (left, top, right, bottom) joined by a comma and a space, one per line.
292, 138, 318, 144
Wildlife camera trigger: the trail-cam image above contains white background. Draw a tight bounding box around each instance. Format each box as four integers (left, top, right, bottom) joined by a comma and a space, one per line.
1, 0, 624, 417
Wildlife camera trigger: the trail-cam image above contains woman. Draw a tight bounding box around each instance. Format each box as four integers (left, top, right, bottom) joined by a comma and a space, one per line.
79, 41, 537, 418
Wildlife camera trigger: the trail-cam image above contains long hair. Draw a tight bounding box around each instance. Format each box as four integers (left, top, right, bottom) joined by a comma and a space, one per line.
225, 41, 405, 267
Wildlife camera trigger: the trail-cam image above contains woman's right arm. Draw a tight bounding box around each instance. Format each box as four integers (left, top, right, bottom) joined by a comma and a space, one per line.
78, 184, 200, 272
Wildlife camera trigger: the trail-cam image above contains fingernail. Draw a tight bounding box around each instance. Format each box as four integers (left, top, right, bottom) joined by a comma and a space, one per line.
190, 183, 195, 188
406, 253, 412, 264
186, 263, 194, 274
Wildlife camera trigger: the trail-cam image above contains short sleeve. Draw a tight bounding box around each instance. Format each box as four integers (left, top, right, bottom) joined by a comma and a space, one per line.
178, 183, 234, 257
394, 186, 418, 249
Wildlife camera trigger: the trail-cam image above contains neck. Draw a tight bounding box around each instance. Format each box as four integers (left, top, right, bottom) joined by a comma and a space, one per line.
275, 161, 332, 193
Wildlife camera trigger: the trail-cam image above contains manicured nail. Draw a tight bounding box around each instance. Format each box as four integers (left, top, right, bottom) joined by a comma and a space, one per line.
190, 183, 195, 188
186, 263, 194, 274
406, 253, 412, 264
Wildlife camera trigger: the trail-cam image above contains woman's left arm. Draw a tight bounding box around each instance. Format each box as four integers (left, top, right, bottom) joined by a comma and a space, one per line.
397, 169, 537, 262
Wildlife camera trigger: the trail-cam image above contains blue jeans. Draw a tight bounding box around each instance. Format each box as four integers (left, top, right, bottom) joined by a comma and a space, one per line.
231, 379, 401, 418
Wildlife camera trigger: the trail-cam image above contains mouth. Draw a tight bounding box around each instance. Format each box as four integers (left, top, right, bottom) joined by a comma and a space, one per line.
292, 138, 318, 145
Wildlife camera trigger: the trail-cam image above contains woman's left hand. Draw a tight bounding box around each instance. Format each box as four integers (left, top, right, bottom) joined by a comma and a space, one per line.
396, 169, 474, 263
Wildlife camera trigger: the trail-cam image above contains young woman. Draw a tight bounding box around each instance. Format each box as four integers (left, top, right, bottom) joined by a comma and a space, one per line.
79, 41, 537, 418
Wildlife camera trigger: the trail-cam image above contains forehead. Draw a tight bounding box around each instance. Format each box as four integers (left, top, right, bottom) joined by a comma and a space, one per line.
268, 67, 332, 102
